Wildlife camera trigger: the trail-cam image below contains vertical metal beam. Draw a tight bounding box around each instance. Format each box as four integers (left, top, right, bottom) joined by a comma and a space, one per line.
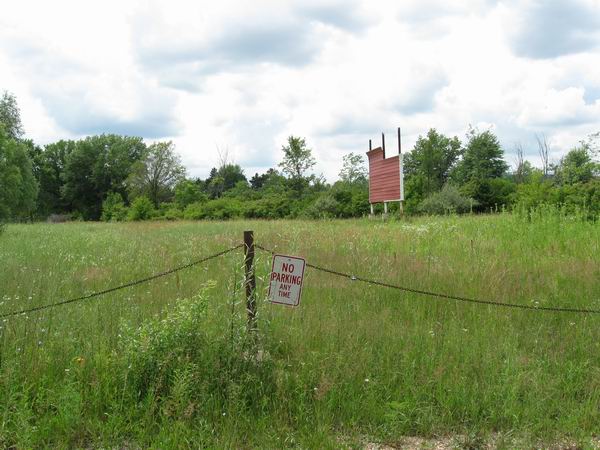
382, 132, 386, 159
398, 126, 405, 213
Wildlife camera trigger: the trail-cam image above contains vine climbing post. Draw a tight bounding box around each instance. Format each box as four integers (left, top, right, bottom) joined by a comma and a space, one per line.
244, 230, 257, 332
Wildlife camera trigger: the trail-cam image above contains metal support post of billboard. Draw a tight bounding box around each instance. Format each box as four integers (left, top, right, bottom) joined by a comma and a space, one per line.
244, 230, 257, 333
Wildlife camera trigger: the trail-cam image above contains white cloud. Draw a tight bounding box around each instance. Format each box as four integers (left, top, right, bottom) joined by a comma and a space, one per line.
0, 0, 599, 181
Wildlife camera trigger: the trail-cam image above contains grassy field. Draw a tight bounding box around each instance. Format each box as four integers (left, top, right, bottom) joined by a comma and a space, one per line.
1, 213, 600, 448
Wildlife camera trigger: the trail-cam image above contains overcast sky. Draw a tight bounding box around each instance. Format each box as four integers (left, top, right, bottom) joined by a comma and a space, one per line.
1, 0, 599, 180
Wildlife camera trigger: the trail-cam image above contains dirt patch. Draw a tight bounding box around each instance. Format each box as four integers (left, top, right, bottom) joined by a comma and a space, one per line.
79, 266, 110, 282
364, 435, 600, 449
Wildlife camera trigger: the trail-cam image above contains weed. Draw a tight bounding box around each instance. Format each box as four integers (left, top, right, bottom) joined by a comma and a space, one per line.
1, 216, 599, 446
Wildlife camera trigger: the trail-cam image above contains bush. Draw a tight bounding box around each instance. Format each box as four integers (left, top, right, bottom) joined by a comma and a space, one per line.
515, 179, 600, 221
161, 207, 184, 221
330, 183, 370, 218
127, 196, 155, 221
242, 196, 292, 219
101, 192, 128, 222
513, 173, 556, 211
183, 201, 205, 220
183, 198, 243, 220
118, 286, 275, 417
153, 202, 184, 221
459, 178, 515, 212
302, 194, 340, 219
174, 180, 207, 209
203, 198, 243, 220
420, 184, 474, 215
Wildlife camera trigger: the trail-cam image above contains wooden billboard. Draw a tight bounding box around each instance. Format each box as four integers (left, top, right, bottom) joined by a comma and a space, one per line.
366, 129, 404, 209
366, 148, 402, 203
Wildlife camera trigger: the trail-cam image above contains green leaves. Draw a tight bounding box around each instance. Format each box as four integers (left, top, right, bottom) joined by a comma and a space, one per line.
554, 145, 599, 186
0, 91, 24, 140
0, 126, 38, 220
339, 152, 368, 185
404, 128, 462, 199
278, 136, 316, 180
452, 128, 508, 185
127, 196, 155, 221
62, 135, 146, 220
127, 141, 186, 208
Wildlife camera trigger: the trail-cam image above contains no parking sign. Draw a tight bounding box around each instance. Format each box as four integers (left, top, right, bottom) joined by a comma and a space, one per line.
268, 254, 306, 307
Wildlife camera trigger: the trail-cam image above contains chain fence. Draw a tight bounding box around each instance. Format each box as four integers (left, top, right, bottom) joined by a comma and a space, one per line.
3, 238, 599, 319
255, 244, 600, 315
0, 244, 243, 319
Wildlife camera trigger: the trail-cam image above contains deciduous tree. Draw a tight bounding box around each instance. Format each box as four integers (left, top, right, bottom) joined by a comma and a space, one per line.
278, 136, 316, 180
404, 128, 462, 198
0, 126, 38, 220
452, 128, 508, 185
554, 145, 599, 185
339, 152, 368, 185
62, 134, 146, 219
0, 91, 24, 140
127, 141, 185, 207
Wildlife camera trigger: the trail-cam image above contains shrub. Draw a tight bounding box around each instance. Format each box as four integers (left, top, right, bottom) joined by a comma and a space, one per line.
242, 196, 292, 219
302, 194, 339, 219
101, 192, 128, 222
153, 202, 184, 221
198, 198, 244, 220
182, 198, 243, 220
204, 198, 243, 219
127, 196, 155, 221
420, 184, 474, 215
515, 179, 600, 221
118, 286, 275, 417
174, 180, 207, 209
459, 178, 515, 212
183, 201, 205, 220
161, 207, 184, 221
330, 183, 370, 218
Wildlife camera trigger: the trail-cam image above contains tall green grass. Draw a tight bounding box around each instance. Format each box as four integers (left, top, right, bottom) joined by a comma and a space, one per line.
1, 214, 600, 448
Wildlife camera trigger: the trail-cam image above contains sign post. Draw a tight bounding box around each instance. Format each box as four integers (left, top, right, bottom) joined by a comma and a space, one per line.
268, 254, 306, 307
244, 230, 257, 331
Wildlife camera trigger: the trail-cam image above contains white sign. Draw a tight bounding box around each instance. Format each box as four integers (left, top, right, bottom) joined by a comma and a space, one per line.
268, 254, 306, 307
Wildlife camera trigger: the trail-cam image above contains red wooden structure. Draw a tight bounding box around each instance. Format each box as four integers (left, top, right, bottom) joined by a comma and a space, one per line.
366, 128, 404, 214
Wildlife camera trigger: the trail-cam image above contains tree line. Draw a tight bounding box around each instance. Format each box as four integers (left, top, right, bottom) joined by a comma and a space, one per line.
1, 90, 599, 223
